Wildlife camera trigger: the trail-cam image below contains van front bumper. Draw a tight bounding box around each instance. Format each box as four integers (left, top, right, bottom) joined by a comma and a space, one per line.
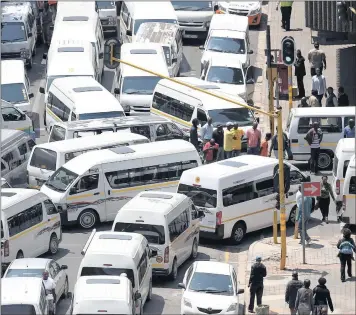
200, 224, 224, 240
58, 210, 76, 226
152, 268, 170, 276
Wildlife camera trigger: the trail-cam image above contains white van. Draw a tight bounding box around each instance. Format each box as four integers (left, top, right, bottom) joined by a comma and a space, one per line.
44, 76, 125, 129
151, 76, 255, 134
114, 43, 169, 113
286, 107, 356, 170
217, 1, 263, 26
1, 129, 36, 187
178, 155, 310, 244
1, 188, 62, 269
1, 278, 48, 315
342, 154, 356, 225
28, 132, 149, 189
112, 191, 204, 280
135, 22, 183, 77
39, 40, 99, 102
1, 60, 34, 113
119, 1, 178, 43
78, 230, 156, 313
51, 3, 104, 76
96, 1, 118, 36
200, 14, 253, 69
71, 276, 138, 315
1, 100, 35, 138
1, 178, 11, 188
40, 140, 201, 229
48, 115, 188, 142
172, 1, 214, 39
332, 138, 355, 203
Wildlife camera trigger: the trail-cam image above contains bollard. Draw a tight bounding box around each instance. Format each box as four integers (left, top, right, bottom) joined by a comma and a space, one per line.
255, 305, 269, 315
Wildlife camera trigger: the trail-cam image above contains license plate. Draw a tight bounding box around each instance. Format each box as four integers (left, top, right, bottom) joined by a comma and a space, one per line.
185, 34, 198, 38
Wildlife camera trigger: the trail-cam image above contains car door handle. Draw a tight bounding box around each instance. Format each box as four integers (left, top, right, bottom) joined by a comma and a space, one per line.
93, 192, 100, 196
291, 139, 298, 143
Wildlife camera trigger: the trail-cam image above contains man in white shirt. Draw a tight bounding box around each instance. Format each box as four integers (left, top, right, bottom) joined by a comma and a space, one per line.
311, 68, 326, 106
43, 271, 56, 303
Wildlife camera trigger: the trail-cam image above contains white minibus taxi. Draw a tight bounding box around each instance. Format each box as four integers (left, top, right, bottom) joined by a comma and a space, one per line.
40, 140, 201, 229
78, 230, 156, 313
28, 132, 148, 189
44, 76, 125, 130
112, 191, 204, 280
71, 276, 138, 315
1, 188, 61, 270
286, 107, 356, 170
119, 1, 178, 43
178, 155, 310, 244
332, 138, 355, 203
342, 154, 356, 226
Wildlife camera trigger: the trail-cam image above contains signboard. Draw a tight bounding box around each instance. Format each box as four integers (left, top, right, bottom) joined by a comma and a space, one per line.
302, 182, 321, 197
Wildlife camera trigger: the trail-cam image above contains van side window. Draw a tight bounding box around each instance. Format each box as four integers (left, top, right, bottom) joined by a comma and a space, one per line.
8, 203, 43, 237
49, 125, 66, 142
138, 250, 148, 285
197, 109, 208, 127
18, 143, 28, 156
297, 117, 342, 134
2, 151, 18, 171
222, 182, 256, 207
28, 12, 35, 29
44, 199, 58, 215
28, 139, 36, 151
344, 116, 354, 126
349, 176, 356, 194
255, 177, 274, 197
121, 2, 129, 26
71, 112, 77, 121
297, 117, 311, 134
48, 93, 70, 122
71, 174, 99, 194
1, 161, 7, 172
168, 210, 189, 242
175, 29, 183, 49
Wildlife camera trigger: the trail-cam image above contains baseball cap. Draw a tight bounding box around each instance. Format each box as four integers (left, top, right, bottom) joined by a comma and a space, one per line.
256, 255, 262, 261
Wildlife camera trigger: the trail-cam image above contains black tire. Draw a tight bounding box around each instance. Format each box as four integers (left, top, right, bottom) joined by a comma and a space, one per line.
169, 258, 178, 280
318, 151, 333, 170
16, 250, 24, 259
61, 278, 69, 299
190, 238, 198, 259
230, 222, 246, 245
48, 233, 59, 255
78, 209, 98, 229
288, 206, 297, 225
146, 278, 152, 301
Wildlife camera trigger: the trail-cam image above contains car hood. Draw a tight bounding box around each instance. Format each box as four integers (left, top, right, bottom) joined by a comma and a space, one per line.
222, 1, 260, 10
40, 184, 65, 204
183, 291, 237, 309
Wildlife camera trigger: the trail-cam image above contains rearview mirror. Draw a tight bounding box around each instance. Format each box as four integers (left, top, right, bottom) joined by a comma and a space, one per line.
42, 53, 47, 60
28, 93, 34, 98
178, 283, 186, 289
199, 45, 204, 50
39, 87, 45, 94
248, 50, 254, 54
237, 288, 244, 295
114, 88, 120, 95
150, 250, 158, 258
134, 292, 141, 300
126, 30, 132, 36
61, 265, 68, 270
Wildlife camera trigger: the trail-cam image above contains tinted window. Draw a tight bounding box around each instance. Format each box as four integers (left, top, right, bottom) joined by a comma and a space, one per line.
30, 148, 57, 171
71, 174, 99, 194
188, 272, 234, 296
138, 250, 148, 285
256, 178, 274, 197
18, 143, 28, 156
1, 22, 27, 42
297, 117, 343, 134
2, 106, 26, 121
5, 268, 43, 278
349, 176, 356, 194
130, 125, 151, 139
114, 222, 165, 244
28, 139, 36, 150
78, 111, 125, 120
207, 37, 245, 54
177, 184, 217, 208
46, 167, 78, 192
47, 93, 70, 122
197, 109, 208, 126
169, 209, 189, 242
122, 76, 161, 95
49, 125, 66, 142
208, 108, 254, 127
207, 66, 244, 85
44, 199, 58, 215
96, 1, 115, 9
1, 83, 28, 103
333, 156, 339, 177
134, 19, 177, 34
172, 1, 213, 11
222, 182, 256, 207
1, 304, 36, 315
80, 267, 135, 287
290, 170, 305, 185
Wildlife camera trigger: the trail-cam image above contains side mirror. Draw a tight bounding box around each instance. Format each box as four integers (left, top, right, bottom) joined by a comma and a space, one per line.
28, 93, 34, 99
305, 175, 311, 182
237, 288, 244, 295
246, 78, 255, 84
126, 30, 132, 36
114, 88, 120, 95
42, 53, 47, 60
198, 210, 205, 218
61, 265, 68, 270
70, 187, 77, 195
134, 292, 141, 300
150, 249, 158, 258
178, 283, 186, 289
50, 25, 54, 31
39, 87, 45, 94
28, 32, 33, 37
199, 45, 204, 50
248, 50, 254, 54
99, 52, 104, 59
172, 57, 178, 63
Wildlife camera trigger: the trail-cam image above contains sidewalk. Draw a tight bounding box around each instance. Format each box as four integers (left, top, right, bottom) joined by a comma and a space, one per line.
245, 231, 356, 314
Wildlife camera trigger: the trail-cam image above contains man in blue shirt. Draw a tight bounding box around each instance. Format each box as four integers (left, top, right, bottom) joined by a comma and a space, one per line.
200, 117, 214, 144
344, 119, 355, 138
296, 186, 312, 245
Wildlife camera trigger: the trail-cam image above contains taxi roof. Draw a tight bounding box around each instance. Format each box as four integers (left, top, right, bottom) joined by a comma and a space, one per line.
1, 60, 25, 84
2, 278, 43, 305
336, 138, 355, 155
125, 1, 177, 20
1, 188, 44, 210
135, 22, 180, 46
7, 258, 51, 270
210, 13, 248, 32
209, 54, 243, 68
194, 261, 232, 275
1, 2, 32, 22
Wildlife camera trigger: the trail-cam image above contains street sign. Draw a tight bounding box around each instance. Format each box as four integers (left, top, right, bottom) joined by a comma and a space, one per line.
302, 182, 321, 197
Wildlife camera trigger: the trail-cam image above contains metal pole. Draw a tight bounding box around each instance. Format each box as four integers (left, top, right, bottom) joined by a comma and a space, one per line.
288, 66, 293, 110
277, 112, 287, 270
301, 183, 306, 264
266, 25, 275, 135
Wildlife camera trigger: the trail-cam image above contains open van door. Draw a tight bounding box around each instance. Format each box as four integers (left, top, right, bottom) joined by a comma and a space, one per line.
244, 66, 255, 102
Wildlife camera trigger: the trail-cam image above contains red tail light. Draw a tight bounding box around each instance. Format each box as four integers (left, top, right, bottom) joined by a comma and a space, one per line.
336, 180, 340, 195
164, 247, 169, 263
216, 211, 222, 226
4, 240, 9, 257
343, 195, 346, 211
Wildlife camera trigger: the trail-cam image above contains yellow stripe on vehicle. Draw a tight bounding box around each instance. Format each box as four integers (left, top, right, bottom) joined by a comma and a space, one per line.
67, 192, 104, 201
345, 194, 356, 199
112, 181, 179, 194
46, 108, 62, 122
151, 108, 191, 128
152, 263, 164, 268
291, 142, 337, 147
200, 225, 215, 230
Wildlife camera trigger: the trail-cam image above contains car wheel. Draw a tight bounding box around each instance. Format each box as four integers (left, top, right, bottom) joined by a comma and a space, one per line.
62, 278, 69, 299
16, 250, 24, 259
231, 222, 246, 245
190, 239, 198, 259
318, 151, 332, 170
78, 209, 98, 229
169, 258, 178, 280
146, 278, 152, 301
48, 233, 59, 255
288, 206, 297, 225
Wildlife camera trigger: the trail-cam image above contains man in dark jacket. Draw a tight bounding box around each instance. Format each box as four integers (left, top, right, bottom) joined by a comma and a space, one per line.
337, 228, 356, 282
212, 124, 224, 161
338, 86, 349, 106
248, 256, 267, 313
313, 277, 334, 314
294, 49, 306, 98
285, 271, 303, 314
295, 279, 314, 315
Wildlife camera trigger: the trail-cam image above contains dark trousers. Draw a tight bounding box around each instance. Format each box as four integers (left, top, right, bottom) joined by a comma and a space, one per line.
281, 6, 292, 30
339, 253, 353, 280
296, 75, 305, 97
249, 283, 263, 311
316, 94, 324, 106
310, 147, 320, 173
311, 67, 323, 76
319, 197, 330, 219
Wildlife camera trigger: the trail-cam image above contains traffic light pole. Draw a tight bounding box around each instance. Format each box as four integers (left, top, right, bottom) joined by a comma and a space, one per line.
288, 66, 293, 110
266, 25, 275, 136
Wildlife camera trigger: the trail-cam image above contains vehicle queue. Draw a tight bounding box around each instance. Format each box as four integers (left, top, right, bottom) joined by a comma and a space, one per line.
1, 1, 355, 315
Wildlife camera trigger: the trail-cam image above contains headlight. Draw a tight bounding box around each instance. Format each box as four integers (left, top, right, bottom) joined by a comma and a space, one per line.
20, 49, 30, 58
108, 16, 116, 25
205, 21, 210, 28
183, 298, 192, 308
226, 303, 238, 312
249, 7, 261, 16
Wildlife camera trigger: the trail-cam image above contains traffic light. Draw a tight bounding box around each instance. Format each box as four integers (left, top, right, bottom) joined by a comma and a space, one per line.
281, 36, 295, 66
337, 2, 348, 22
104, 38, 121, 70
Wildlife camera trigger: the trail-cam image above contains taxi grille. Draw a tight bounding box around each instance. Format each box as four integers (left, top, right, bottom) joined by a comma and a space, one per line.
1, 52, 22, 59
228, 9, 249, 16
179, 21, 204, 27
197, 307, 222, 314
101, 18, 109, 25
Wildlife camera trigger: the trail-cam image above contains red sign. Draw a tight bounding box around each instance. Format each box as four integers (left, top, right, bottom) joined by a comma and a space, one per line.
303, 182, 321, 197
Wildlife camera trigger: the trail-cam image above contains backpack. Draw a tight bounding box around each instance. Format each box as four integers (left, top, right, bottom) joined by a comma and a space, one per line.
339, 241, 354, 255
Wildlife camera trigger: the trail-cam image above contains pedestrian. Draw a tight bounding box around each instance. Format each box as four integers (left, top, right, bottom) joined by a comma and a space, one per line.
224, 122, 235, 159
317, 176, 335, 224
48, 0, 57, 23
269, 127, 293, 159
246, 122, 261, 155
276, 1, 294, 31
296, 186, 312, 245
200, 117, 214, 144
260, 133, 272, 157
212, 124, 225, 161
190, 118, 199, 150
285, 271, 303, 315
309, 90, 321, 107
324, 87, 338, 107
248, 256, 267, 313
304, 122, 323, 174
298, 97, 310, 107
308, 42, 326, 76
294, 49, 306, 98
311, 68, 327, 106
232, 123, 244, 157
313, 277, 334, 315
203, 138, 219, 164
337, 86, 349, 106
337, 228, 356, 282
295, 279, 314, 315
41, 2, 53, 46
344, 119, 355, 138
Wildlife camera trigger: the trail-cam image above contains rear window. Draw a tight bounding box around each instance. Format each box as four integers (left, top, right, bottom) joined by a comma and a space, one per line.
177, 184, 217, 208
30, 148, 57, 171
349, 176, 356, 194
80, 267, 135, 287
5, 269, 43, 278
114, 222, 165, 244
1, 305, 36, 315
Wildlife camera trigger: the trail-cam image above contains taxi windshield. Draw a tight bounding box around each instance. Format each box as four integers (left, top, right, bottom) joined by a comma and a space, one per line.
207, 66, 244, 85
207, 37, 245, 54
46, 167, 78, 192
122, 76, 161, 95
1, 83, 28, 103
1, 22, 26, 42
172, 1, 213, 11
134, 19, 177, 34
96, 1, 115, 9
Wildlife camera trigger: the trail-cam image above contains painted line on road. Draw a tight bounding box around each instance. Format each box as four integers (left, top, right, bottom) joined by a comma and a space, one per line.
225, 251, 230, 262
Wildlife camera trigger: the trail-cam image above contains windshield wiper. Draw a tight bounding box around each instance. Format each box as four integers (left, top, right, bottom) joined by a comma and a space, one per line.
193, 289, 229, 293
123, 90, 140, 94
2, 38, 25, 42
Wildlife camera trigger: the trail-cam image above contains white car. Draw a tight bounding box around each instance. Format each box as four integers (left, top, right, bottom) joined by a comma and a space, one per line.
178, 261, 244, 315
3, 258, 69, 303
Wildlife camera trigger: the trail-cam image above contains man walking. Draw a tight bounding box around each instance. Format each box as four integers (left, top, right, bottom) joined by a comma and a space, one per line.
344, 119, 355, 138
308, 42, 326, 76
248, 256, 267, 313
224, 122, 235, 159
276, 1, 293, 31
311, 68, 327, 105
246, 122, 261, 155
212, 124, 224, 161
269, 127, 293, 159
337, 228, 356, 282
295, 279, 314, 315
338, 86, 350, 106
324, 87, 338, 107
200, 118, 214, 144
305, 122, 323, 174
296, 186, 312, 245
313, 277, 334, 315
232, 123, 244, 157
309, 90, 321, 107
294, 49, 306, 98
285, 271, 303, 315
